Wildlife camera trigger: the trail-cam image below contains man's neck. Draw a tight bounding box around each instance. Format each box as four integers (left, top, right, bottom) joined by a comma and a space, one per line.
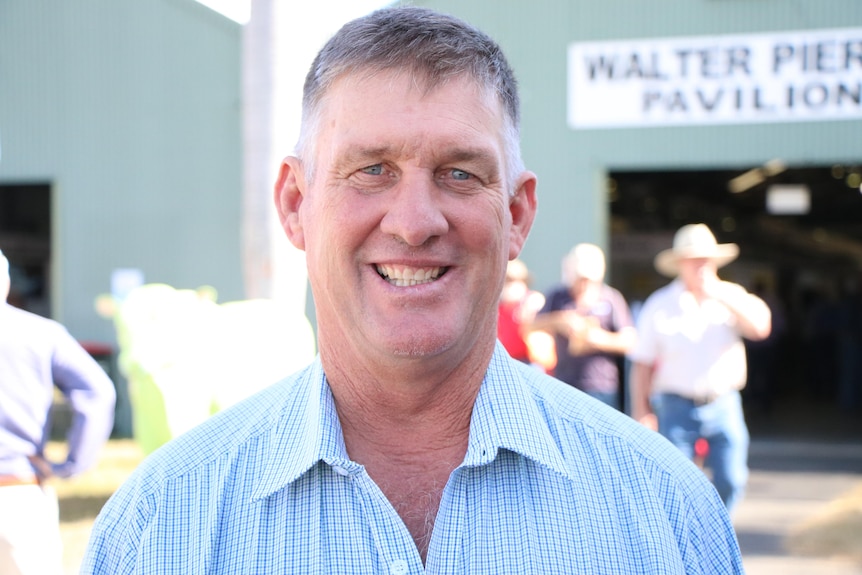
335, 373, 477, 564
319, 340, 490, 562
326, 352, 481, 463
318, 333, 491, 438
682, 283, 708, 303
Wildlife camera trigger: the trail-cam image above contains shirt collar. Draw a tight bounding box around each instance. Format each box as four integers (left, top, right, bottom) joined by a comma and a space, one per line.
463, 344, 571, 478
251, 344, 572, 500
251, 358, 347, 500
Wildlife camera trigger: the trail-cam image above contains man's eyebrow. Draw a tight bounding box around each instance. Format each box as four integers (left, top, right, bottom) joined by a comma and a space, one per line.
335, 144, 500, 168
336, 146, 395, 166
443, 147, 501, 168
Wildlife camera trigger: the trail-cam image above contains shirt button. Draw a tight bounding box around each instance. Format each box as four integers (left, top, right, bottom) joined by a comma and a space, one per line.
332, 465, 349, 476
389, 559, 408, 574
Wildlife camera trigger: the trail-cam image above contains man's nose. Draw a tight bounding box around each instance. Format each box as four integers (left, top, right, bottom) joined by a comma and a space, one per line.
379, 173, 449, 246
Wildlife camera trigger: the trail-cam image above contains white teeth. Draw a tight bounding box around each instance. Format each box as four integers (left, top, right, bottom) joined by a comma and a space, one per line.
376, 265, 444, 287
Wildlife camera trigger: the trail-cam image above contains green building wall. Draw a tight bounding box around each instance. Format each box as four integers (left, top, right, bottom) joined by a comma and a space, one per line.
0, 0, 244, 342
408, 0, 862, 291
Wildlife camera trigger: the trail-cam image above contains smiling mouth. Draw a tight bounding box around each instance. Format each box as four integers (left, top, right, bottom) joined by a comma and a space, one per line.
376, 264, 447, 287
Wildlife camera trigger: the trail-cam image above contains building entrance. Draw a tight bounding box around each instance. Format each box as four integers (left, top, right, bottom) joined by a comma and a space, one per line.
609, 164, 862, 440
0, 182, 52, 317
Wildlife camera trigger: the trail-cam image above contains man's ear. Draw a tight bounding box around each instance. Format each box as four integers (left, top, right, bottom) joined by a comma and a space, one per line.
274, 157, 307, 251
508, 171, 538, 260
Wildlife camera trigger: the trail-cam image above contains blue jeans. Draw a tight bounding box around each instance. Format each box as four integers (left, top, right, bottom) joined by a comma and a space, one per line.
653, 391, 749, 513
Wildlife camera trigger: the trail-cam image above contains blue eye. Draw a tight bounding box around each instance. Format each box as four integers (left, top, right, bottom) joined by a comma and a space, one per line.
451, 169, 470, 181
361, 164, 384, 175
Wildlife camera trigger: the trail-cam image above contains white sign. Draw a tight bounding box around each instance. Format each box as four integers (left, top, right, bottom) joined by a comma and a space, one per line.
568, 28, 862, 129
766, 184, 811, 215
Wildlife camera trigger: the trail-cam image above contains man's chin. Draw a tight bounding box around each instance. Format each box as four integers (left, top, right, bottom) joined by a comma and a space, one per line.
388, 338, 452, 359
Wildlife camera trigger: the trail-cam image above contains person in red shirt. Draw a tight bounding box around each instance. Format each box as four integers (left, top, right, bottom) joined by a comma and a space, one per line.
498, 259, 555, 371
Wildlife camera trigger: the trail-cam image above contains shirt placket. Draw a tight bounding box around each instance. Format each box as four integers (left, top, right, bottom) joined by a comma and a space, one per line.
345, 465, 426, 574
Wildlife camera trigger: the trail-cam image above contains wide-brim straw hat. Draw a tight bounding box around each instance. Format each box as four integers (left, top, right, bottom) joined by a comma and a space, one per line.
654, 223, 739, 277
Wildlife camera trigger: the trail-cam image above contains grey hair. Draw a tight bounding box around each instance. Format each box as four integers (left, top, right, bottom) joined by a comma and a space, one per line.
295, 6, 525, 195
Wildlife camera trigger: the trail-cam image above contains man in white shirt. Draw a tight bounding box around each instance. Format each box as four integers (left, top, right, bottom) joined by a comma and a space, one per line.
629, 223, 772, 513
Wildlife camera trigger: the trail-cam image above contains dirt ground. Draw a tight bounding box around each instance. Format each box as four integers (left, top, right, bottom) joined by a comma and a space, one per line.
787, 483, 862, 563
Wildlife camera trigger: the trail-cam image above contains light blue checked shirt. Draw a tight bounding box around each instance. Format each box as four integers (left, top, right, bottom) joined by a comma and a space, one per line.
83, 344, 743, 574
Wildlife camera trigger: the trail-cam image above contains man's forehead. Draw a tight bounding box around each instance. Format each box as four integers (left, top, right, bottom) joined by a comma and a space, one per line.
679, 257, 713, 268
327, 73, 504, 142
327, 68, 498, 111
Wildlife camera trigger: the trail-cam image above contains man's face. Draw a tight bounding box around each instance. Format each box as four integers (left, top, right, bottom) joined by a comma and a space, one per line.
276, 72, 536, 365
678, 257, 716, 292
569, 277, 592, 298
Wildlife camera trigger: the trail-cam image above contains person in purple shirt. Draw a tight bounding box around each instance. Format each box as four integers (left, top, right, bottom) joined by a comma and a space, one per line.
0, 248, 116, 574
531, 243, 636, 409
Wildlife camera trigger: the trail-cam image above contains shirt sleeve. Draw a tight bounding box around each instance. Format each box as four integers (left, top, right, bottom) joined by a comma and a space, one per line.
83, 473, 150, 574
681, 482, 746, 573
608, 286, 634, 331
50, 326, 116, 477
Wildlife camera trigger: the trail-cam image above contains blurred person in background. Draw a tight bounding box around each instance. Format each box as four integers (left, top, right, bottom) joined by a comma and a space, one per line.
531, 243, 636, 409
0, 248, 116, 574
629, 223, 772, 514
497, 259, 556, 371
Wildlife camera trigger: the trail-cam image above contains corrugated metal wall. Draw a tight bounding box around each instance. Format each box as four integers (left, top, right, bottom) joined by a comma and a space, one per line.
0, 0, 243, 341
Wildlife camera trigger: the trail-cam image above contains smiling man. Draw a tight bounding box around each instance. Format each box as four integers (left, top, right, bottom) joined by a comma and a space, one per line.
83, 7, 744, 574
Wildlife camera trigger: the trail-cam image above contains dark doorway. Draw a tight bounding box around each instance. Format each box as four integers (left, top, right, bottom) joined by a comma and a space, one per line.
0, 182, 52, 317
609, 164, 862, 441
